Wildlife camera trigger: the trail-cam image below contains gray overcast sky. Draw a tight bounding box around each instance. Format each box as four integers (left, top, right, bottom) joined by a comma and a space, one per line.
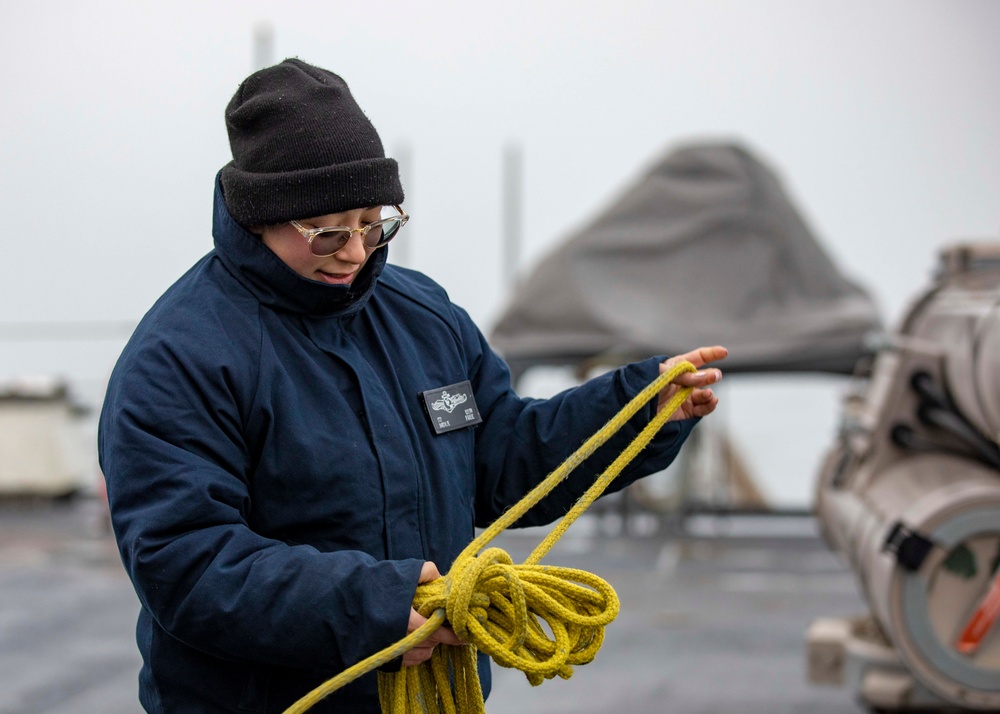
2, 0, 999, 504
3, 0, 998, 327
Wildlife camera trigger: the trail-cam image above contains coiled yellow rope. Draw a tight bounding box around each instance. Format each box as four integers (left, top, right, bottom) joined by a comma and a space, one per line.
284, 361, 697, 714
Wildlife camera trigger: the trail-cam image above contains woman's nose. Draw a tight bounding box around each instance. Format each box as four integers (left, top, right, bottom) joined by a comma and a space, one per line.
336, 230, 369, 263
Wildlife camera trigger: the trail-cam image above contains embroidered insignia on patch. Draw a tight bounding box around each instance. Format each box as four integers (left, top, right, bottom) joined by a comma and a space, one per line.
420, 380, 483, 435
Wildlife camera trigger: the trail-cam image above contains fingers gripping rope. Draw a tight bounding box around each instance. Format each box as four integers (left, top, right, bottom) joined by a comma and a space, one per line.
284, 362, 697, 714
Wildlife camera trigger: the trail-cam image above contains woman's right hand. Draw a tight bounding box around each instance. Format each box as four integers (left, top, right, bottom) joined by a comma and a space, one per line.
401, 561, 466, 667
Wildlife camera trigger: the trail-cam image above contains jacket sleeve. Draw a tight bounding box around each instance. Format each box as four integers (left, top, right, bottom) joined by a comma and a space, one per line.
98, 328, 423, 671
456, 308, 698, 528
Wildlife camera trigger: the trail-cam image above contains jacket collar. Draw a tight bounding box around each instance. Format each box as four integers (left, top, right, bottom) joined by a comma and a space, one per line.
211, 171, 387, 318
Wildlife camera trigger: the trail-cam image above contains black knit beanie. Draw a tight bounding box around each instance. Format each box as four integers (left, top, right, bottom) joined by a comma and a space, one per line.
220, 58, 404, 227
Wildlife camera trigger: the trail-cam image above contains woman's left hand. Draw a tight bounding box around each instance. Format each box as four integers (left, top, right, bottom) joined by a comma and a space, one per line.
402, 562, 466, 667
657, 345, 728, 420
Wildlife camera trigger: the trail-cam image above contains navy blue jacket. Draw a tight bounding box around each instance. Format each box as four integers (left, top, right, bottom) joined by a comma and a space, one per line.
98, 177, 695, 713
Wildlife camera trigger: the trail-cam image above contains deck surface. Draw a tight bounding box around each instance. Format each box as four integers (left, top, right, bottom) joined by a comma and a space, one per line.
0, 501, 867, 713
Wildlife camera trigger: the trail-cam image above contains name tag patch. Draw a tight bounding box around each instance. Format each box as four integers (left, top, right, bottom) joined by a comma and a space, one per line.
420, 380, 483, 435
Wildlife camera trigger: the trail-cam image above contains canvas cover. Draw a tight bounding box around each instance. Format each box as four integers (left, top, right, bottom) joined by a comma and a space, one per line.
490, 143, 882, 376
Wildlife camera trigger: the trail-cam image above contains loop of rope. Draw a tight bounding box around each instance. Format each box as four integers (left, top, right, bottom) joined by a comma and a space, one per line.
284, 361, 697, 714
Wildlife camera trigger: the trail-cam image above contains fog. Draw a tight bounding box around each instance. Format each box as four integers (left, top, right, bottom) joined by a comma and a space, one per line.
2, 0, 998, 505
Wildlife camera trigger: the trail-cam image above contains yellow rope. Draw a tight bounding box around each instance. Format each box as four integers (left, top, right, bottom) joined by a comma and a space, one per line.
284, 361, 697, 714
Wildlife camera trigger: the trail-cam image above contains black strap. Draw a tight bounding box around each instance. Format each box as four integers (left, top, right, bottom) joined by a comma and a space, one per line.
883, 521, 935, 571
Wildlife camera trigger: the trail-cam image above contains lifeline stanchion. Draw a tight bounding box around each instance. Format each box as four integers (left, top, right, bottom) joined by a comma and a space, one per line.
285, 361, 697, 714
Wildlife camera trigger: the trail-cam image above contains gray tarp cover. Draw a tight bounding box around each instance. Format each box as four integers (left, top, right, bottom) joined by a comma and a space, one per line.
489, 143, 882, 375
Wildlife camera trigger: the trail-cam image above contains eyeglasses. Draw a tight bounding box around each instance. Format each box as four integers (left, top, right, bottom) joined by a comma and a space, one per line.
289, 205, 409, 257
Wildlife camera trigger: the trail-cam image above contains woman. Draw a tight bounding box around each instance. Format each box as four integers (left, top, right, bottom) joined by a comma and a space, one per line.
98, 57, 726, 713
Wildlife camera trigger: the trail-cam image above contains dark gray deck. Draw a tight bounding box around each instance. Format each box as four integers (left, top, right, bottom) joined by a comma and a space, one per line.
0, 500, 867, 713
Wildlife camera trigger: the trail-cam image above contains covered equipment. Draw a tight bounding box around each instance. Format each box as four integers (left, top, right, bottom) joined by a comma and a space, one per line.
810, 243, 1000, 711
490, 142, 881, 377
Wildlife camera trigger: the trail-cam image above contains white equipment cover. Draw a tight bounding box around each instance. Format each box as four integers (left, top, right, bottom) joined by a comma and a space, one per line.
815, 243, 1000, 710
0, 377, 89, 497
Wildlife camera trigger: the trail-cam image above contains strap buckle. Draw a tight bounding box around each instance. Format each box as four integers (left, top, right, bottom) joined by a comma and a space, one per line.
883, 521, 935, 572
